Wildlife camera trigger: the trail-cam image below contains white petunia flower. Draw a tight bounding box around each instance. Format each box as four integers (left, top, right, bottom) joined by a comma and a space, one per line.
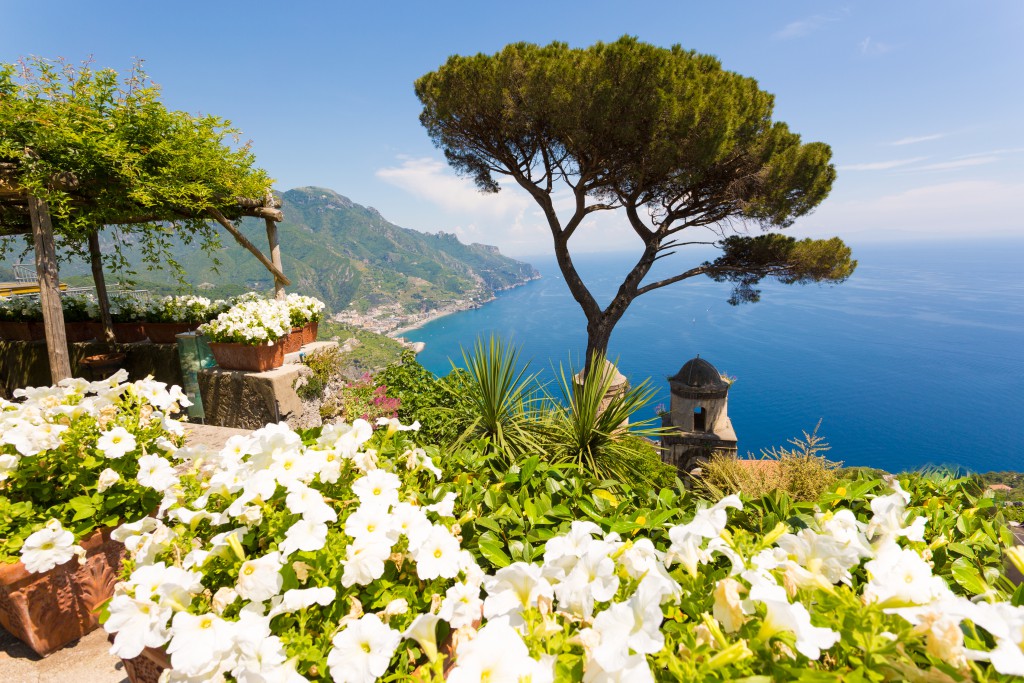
748, 579, 840, 660
863, 544, 949, 607
97, 467, 121, 492
279, 518, 329, 556
104, 595, 174, 659
97, 426, 137, 458
447, 619, 549, 683
404, 613, 442, 662
351, 469, 401, 509
21, 519, 78, 573
166, 611, 235, 678
342, 539, 391, 587
439, 581, 484, 628
236, 551, 284, 602
426, 492, 458, 518
268, 586, 336, 618
483, 562, 553, 624
413, 525, 462, 581
136, 453, 179, 492
326, 613, 402, 683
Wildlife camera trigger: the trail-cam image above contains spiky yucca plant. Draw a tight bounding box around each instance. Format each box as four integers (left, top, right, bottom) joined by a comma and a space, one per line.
441, 336, 544, 461
542, 353, 665, 483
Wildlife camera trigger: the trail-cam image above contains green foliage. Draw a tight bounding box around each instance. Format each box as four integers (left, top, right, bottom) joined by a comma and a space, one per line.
540, 353, 666, 483
416, 37, 854, 357
374, 350, 469, 445
0, 57, 272, 280
698, 425, 842, 501
297, 346, 344, 401
439, 336, 545, 460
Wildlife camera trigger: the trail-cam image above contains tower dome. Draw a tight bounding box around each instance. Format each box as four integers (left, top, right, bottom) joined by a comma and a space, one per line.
668, 356, 728, 396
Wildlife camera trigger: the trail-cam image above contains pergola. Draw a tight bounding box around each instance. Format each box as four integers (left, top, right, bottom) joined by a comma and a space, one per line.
0, 162, 289, 384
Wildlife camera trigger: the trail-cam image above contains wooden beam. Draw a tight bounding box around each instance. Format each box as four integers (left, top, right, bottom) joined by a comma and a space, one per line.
264, 217, 286, 300
88, 231, 116, 343
27, 196, 72, 383
207, 207, 291, 286
245, 207, 284, 222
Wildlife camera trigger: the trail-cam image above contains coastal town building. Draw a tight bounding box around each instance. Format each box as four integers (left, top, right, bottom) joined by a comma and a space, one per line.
660, 355, 738, 474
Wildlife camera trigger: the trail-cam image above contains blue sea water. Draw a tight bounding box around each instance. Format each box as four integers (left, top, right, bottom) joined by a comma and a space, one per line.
408, 240, 1024, 473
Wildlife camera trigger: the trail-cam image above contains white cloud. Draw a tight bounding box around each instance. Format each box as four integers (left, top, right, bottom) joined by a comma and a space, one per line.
890, 133, 947, 146
839, 157, 928, 171
376, 157, 530, 217
791, 180, 1024, 240
859, 37, 894, 55
774, 15, 836, 40
909, 156, 999, 172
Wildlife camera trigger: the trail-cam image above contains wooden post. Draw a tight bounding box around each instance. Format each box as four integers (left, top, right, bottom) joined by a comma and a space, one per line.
88, 230, 115, 343
27, 196, 72, 383
264, 217, 286, 300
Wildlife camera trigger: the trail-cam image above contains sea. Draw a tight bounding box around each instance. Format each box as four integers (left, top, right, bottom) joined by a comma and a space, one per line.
406, 240, 1024, 473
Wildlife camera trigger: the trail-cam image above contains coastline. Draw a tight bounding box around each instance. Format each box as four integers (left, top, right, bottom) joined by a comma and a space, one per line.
390, 274, 542, 340
331, 274, 542, 351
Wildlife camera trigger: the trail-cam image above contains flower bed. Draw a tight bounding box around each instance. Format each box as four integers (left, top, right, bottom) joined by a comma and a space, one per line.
0, 372, 189, 654
101, 413, 1024, 682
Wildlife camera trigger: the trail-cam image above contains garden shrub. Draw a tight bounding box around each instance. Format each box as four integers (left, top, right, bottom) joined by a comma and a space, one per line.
698, 424, 841, 501
321, 372, 400, 423
298, 346, 344, 401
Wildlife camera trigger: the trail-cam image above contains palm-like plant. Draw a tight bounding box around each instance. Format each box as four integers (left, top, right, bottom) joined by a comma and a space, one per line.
441, 335, 545, 461
542, 353, 665, 483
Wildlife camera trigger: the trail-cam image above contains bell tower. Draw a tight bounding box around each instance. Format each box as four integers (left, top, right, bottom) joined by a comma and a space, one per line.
660, 355, 738, 474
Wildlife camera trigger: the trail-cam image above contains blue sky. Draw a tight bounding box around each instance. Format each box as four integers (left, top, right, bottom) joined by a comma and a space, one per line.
4, 1, 1022, 256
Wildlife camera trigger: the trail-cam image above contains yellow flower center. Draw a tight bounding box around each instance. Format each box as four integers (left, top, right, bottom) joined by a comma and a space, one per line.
361, 641, 371, 653
200, 617, 213, 629
243, 566, 254, 575
434, 548, 443, 559
373, 487, 382, 496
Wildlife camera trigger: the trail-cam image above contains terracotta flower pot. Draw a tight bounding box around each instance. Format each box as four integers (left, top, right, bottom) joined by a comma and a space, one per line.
113, 322, 148, 343
281, 328, 303, 354
64, 321, 101, 343
0, 527, 124, 656
143, 322, 197, 344
119, 643, 170, 683
301, 320, 319, 345
209, 341, 285, 372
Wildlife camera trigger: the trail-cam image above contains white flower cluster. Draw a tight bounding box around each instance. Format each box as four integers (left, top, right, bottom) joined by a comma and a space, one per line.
199, 299, 292, 345
104, 418, 458, 681
147, 295, 227, 324
284, 293, 325, 326
102, 418, 1024, 681
1, 371, 191, 573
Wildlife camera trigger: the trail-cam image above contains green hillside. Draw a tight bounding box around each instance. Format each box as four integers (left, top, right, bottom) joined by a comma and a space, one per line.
15, 187, 538, 314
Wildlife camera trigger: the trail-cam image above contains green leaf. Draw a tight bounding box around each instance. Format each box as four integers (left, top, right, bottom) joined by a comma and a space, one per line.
476, 531, 511, 568
951, 557, 988, 595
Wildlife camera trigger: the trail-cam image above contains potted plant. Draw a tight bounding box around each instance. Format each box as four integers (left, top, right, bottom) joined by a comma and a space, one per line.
285, 293, 326, 345
0, 295, 45, 341
198, 299, 292, 371
111, 295, 150, 343
0, 371, 189, 655
143, 295, 224, 344
61, 293, 101, 342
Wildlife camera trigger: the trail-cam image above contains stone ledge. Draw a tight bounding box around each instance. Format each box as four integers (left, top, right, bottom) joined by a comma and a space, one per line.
197, 363, 314, 431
